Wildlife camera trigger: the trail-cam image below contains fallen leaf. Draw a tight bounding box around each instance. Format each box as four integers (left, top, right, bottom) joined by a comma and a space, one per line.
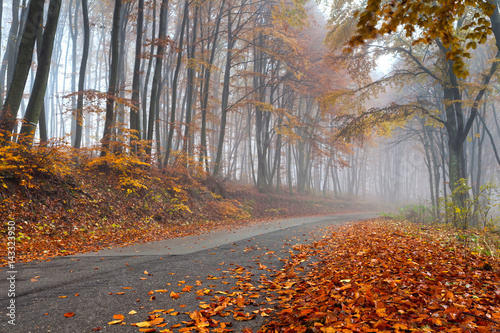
113, 314, 125, 320
132, 321, 152, 328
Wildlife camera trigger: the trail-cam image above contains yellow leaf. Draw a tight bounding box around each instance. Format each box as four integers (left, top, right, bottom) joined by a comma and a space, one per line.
321, 328, 336, 333
133, 321, 152, 328
393, 323, 408, 330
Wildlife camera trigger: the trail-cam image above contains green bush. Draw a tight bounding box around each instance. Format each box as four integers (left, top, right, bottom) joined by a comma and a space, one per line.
440, 179, 499, 230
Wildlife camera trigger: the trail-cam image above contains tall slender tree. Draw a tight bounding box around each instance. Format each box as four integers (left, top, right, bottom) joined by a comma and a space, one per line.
0, 0, 44, 142
20, 0, 62, 145
101, 0, 122, 154
130, 0, 144, 150
74, 0, 90, 149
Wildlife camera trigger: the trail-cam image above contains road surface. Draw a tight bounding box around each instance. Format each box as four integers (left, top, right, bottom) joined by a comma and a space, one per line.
0, 212, 377, 332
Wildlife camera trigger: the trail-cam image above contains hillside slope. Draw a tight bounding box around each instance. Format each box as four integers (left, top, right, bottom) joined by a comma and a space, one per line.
0, 147, 378, 264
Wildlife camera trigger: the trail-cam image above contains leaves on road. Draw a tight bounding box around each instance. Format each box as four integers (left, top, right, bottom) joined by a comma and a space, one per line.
261, 219, 500, 332
116, 218, 499, 332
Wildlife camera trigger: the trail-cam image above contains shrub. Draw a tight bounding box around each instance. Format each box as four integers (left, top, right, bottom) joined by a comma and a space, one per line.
440, 179, 499, 230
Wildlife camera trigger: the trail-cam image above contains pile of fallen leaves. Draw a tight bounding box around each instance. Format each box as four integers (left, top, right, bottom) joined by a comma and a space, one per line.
261, 219, 500, 332
114, 218, 499, 332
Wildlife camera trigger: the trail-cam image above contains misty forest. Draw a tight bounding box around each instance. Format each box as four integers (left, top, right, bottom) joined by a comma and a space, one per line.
2, 0, 500, 207
1, 0, 500, 230
2, 1, 500, 332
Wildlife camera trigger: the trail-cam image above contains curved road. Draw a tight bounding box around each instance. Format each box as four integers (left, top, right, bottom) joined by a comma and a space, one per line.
0, 212, 377, 332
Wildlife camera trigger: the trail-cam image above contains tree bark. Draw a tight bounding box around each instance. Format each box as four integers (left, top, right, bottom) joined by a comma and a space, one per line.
74, 0, 90, 148
19, 0, 61, 145
0, 0, 43, 141
101, 0, 122, 154
130, 0, 144, 151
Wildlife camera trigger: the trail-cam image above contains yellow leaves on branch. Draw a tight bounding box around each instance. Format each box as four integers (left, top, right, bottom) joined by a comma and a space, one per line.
347, 0, 497, 78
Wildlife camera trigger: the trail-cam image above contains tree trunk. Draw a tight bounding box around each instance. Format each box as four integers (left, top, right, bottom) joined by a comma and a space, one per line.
35, 19, 47, 143
213, 11, 233, 176
164, 0, 189, 166
0, 0, 20, 109
101, 0, 122, 154
146, 0, 168, 158
0, 0, 43, 141
199, 0, 225, 171
19, 0, 61, 145
182, 4, 198, 159
129, 0, 144, 151
74, 0, 90, 148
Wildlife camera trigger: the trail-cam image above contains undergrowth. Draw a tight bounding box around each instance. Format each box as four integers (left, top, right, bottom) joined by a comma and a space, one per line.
381, 181, 500, 258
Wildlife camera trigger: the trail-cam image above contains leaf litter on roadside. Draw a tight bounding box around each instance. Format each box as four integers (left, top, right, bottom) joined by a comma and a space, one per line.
112, 218, 500, 332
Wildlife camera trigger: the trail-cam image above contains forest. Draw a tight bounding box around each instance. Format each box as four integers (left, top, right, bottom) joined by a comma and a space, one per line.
1, 0, 500, 235
2, 1, 500, 332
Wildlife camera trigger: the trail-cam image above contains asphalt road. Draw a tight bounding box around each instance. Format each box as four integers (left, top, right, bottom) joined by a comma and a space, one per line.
0, 212, 377, 333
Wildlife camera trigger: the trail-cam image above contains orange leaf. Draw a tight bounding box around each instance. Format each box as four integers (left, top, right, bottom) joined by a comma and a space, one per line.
64, 312, 75, 318
236, 295, 245, 308
149, 317, 164, 325
170, 291, 180, 299
182, 285, 193, 292
113, 314, 125, 320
